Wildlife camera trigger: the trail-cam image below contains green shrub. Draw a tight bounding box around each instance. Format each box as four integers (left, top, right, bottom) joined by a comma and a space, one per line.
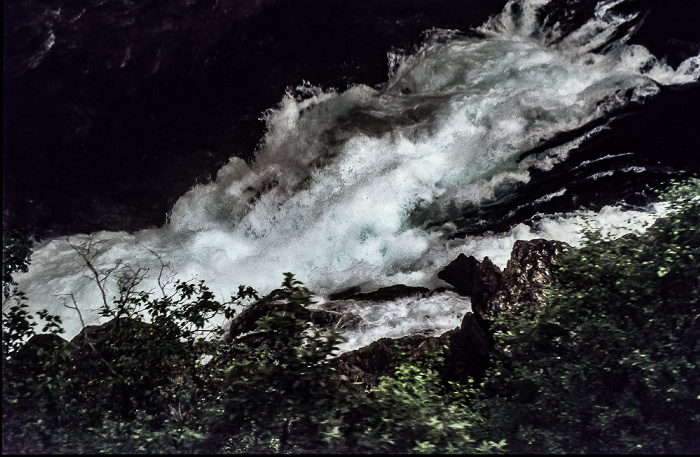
340, 348, 504, 454
10, 179, 696, 453
471, 179, 700, 453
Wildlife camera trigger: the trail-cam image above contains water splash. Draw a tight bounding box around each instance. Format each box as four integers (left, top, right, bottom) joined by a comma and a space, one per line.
11, 0, 700, 340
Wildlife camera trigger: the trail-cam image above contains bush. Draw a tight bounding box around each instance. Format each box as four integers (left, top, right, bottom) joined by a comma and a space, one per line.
11, 179, 696, 453
3, 262, 497, 453
337, 347, 504, 454
471, 179, 700, 453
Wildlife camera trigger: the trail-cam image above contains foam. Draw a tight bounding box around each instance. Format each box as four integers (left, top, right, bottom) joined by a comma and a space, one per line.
11, 0, 699, 341
326, 290, 472, 353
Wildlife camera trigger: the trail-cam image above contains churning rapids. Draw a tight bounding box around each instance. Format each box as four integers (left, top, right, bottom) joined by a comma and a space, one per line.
10, 0, 700, 349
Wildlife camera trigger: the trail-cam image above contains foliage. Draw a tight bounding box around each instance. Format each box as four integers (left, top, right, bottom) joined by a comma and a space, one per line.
470, 178, 700, 453
2, 265, 493, 453
2, 235, 259, 453
201, 272, 350, 453
330, 346, 505, 454
2, 232, 69, 453
6, 179, 697, 453
2, 230, 33, 290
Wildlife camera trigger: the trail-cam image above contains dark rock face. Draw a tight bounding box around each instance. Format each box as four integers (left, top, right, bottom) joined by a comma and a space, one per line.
438, 238, 570, 380
443, 312, 494, 383
439, 239, 570, 319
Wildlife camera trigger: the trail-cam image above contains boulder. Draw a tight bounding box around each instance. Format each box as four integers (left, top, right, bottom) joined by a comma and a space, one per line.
438, 239, 570, 318
12, 333, 72, 375
70, 317, 155, 364
486, 239, 570, 317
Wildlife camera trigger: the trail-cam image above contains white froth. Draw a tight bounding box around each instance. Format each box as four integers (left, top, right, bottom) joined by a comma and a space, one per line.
327, 290, 472, 353
10, 0, 699, 342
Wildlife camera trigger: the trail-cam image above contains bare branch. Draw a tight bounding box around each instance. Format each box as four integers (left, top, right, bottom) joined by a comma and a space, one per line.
145, 246, 175, 298
67, 237, 120, 310
61, 292, 86, 329
116, 265, 149, 300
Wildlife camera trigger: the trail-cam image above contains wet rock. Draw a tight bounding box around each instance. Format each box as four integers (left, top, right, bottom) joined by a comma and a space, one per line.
224, 289, 357, 344
320, 284, 430, 324
329, 284, 430, 302
437, 253, 502, 317
486, 239, 570, 317
438, 239, 570, 318
443, 312, 494, 382
328, 286, 363, 301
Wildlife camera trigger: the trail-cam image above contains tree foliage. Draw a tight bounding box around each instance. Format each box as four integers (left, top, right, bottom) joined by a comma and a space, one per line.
2, 264, 490, 453
3, 179, 698, 453
470, 178, 700, 453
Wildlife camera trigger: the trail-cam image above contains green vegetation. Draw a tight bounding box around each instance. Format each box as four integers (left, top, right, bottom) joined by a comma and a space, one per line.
2, 242, 495, 453
2, 179, 699, 453
469, 178, 700, 453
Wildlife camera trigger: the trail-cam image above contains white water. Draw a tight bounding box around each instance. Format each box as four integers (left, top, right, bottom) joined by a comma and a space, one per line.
10, 0, 700, 341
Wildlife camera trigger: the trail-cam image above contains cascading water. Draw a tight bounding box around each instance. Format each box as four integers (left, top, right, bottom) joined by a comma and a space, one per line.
10, 0, 700, 347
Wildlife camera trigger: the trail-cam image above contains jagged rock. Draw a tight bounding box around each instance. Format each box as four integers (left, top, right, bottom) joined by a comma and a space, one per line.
437, 253, 502, 317
70, 317, 152, 343
437, 239, 570, 383
486, 239, 570, 317
438, 239, 570, 318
